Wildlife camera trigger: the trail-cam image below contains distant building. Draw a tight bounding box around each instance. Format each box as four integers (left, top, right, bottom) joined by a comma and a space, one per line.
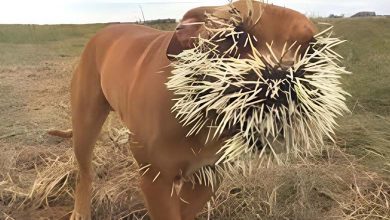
328, 14, 344, 18
351, 12, 376, 17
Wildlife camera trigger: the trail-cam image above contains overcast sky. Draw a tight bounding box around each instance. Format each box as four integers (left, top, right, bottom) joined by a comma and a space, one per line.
1, 0, 389, 24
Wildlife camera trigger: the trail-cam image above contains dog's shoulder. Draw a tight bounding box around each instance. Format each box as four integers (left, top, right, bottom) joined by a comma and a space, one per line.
82, 23, 170, 56
98, 24, 166, 39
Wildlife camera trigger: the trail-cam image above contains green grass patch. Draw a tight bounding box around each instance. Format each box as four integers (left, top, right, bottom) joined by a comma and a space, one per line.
0, 24, 106, 44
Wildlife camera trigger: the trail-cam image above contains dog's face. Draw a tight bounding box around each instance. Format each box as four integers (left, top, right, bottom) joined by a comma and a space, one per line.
167, 0, 316, 63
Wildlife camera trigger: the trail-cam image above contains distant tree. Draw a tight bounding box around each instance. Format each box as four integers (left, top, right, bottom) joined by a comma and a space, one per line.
144, 19, 176, 25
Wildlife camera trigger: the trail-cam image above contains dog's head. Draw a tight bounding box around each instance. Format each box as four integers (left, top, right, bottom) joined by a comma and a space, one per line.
167, 0, 316, 63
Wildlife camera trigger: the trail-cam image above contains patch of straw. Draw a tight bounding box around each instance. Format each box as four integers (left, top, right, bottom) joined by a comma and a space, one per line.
0, 123, 146, 219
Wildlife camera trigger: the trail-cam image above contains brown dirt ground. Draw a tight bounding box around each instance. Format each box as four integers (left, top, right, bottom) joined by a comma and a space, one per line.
0, 57, 75, 219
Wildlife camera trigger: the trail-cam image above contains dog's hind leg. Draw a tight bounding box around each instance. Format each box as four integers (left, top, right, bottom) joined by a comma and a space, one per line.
69, 45, 110, 220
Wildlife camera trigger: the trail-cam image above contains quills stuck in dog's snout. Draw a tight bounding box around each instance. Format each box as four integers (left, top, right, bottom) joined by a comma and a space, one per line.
166, 7, 350, 165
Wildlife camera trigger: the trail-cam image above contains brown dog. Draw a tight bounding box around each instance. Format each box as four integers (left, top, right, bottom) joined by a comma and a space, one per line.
51, 1, 316, 219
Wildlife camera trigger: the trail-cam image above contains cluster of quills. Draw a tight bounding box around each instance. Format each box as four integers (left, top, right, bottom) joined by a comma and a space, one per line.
143, 1, 350, 192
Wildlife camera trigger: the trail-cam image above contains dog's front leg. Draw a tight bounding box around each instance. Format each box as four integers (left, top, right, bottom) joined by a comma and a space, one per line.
70, 171, 93, 220
179, 181, 216, 220
140, 169, 182, 220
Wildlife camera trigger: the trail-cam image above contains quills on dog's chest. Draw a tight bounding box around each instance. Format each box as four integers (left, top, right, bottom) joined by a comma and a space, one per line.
166, 6, 350, 167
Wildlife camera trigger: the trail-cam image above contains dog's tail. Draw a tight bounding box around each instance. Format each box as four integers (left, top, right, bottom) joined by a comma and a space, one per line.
47, 129, 73, 138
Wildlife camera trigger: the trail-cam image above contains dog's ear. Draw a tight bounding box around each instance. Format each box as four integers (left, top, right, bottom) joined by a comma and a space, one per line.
167, 19, 204, 59
167, 7, 217, 60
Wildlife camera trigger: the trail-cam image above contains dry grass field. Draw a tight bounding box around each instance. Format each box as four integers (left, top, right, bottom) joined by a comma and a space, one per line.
0, 18, 389, 219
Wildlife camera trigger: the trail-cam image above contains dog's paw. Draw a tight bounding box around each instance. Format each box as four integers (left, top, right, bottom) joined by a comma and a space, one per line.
69, 211, 91, 220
